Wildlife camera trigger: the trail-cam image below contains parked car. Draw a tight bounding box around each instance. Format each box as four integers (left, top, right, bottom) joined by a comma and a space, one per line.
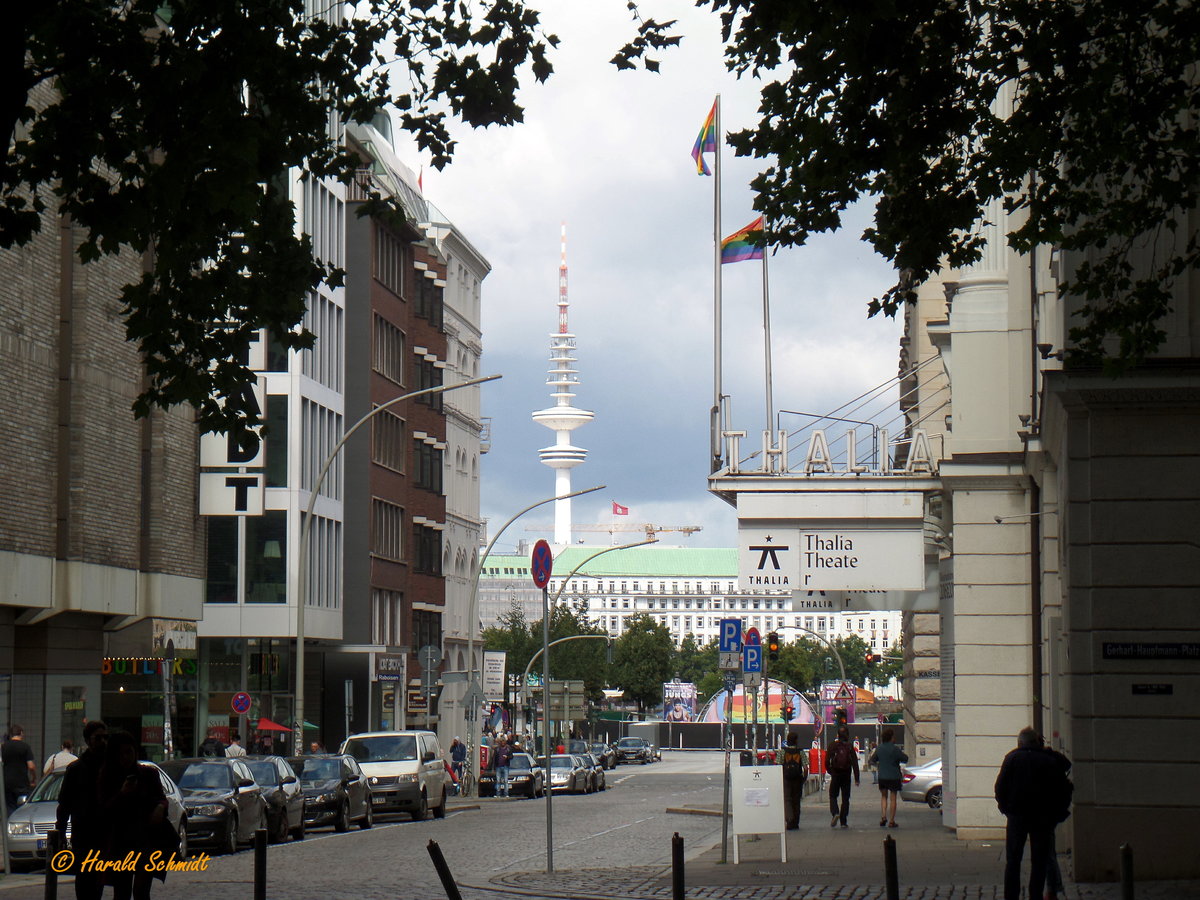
506, 752, 545, 799
579, 753, 607, 791
642, 739, 662, 762
287, 754, 373, 831
340, 730, 449, 820
589, 742, 617, 769
546, 754, 590, 793
161, 758, 267, 854
901, 757, 943, 808
615, 737, 650, 765
243, 755, 305, 843
4, 762, 188, 870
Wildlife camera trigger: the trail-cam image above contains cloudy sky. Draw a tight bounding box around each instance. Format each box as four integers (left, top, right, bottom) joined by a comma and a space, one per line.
389, 1, 903, 550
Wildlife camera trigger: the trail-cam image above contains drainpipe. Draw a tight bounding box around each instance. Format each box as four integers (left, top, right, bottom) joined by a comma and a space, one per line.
1030, 482, 1043, 736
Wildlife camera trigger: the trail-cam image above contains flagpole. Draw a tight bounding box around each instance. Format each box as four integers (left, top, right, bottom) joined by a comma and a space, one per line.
711, 94, 724, 473
762, 231, 774, 441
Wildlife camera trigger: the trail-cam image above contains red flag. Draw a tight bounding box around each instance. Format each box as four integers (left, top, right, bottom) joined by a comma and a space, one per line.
418, 167, 424, 194
612, 502, 629, 516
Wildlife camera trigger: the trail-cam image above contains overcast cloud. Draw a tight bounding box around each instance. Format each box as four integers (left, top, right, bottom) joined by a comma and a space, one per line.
388, 1, 903, 550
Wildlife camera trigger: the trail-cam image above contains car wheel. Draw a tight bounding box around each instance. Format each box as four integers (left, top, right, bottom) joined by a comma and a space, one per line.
221, 815, 238, 856
335, 802, 351, 833
927, 787, 943, 809
433, 788, 447, 819
359, 801, 373, 829
410, 791, 427, 821
177, 821, 189, 861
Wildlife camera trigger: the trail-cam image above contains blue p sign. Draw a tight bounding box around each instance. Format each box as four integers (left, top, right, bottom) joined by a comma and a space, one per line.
719, 618, 742, 653
743, 644, 762, 673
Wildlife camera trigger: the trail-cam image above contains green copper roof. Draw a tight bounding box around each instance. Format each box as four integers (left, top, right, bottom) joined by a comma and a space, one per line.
481, 547, 737, 578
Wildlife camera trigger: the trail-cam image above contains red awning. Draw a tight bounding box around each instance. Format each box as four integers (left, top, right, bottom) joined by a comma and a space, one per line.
255, 718, 292, 733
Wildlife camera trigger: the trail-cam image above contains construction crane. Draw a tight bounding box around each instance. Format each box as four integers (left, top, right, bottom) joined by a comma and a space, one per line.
526, 523, 702, 538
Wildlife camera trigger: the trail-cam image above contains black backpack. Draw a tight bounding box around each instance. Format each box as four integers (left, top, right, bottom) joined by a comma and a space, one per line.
828, 741, 854, 773
782, 747, 807, 781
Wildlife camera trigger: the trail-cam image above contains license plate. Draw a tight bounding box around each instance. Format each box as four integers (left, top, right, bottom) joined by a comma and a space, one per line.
372, 795, 386, 805
37, 839, 47, 850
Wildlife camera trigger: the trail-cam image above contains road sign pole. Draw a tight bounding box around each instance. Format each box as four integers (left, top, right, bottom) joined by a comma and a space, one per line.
541, 583, 554, 874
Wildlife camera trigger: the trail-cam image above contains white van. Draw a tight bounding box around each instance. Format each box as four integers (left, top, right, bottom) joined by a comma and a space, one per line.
339, 730, 449, 820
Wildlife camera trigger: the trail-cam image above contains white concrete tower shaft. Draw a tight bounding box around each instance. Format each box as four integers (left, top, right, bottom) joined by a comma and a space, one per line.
532, 224, 594, 545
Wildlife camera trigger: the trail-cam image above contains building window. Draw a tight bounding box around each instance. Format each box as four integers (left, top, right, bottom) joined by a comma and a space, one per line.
414, 357, 443, 410
371, 499, 404, 561
415, 440, 444, 493
413, 525, 442, 575
371, 408, 405, 472
205, 517, 239, 603
622, 599, 630, 608
372, 589, 403, 646
413, 609, 442, 651
415, 274, 444, 328
374, 223, 410, 298
246, 510, 288, 604
265, 394, 289, 488
373, 315, 406, 385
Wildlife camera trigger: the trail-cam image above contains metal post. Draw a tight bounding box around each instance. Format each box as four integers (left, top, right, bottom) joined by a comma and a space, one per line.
884, 834, 899, 900
254, 828, 267, 900
43, 830, 60, 900
541, 585, 554, 874
720, 681, 732, 863
1120, 843, 1134, 900
427, 839, 464, 900
161, 638, 175, 759
672, 832, 685, 900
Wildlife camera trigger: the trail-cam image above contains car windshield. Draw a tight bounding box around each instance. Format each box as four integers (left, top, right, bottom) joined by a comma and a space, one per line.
590, 744, 607, 753
343, 735, 416, 763
549, 755, 574, 769
27, 772, 65, 803
290, 758, 339, 781
163, 762, 233, 790
616, 738, 640, 748
245, 761, 277, 785
509, 756, 533, 772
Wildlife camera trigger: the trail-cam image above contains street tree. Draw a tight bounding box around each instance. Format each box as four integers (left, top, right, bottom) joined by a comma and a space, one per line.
708, 0, 1200, 368
4, 0, 674, 446
611, 613, 675, 713
672, 633, 717, 686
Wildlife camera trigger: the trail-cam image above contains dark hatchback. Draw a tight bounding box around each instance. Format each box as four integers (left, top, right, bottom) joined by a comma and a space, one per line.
243, 756, 306, 843
161, 758, 267, 855
287, 755, 373, 831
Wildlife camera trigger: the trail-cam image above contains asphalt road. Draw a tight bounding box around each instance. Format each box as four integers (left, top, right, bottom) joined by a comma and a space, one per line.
0, 753, 728, 900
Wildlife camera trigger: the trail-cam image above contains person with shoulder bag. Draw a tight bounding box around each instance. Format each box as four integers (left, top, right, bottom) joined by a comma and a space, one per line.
780, 733, 808, 830
869, 728, 908, 828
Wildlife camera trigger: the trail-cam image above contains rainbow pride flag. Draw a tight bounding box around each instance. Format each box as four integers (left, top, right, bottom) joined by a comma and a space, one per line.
721, 216, 765, 264
691, 99, 718, 175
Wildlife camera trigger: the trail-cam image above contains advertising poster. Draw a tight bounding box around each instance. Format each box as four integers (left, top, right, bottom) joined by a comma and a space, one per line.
696, 680, 816, 724
663, 681, 697, 722
482, 650, 507, 701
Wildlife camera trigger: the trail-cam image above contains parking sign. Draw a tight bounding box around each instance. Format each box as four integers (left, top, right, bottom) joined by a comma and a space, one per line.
718, 619, 742, 653
742, 644, 762, 673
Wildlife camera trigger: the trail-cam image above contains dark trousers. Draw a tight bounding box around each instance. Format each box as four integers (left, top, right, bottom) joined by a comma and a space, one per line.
783, 778, 804, 828
1004, 817, 1054, 900
828, 772, 852, 824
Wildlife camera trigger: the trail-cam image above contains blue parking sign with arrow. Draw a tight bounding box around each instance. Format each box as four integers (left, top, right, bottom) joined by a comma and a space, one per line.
742, 644, 762, 673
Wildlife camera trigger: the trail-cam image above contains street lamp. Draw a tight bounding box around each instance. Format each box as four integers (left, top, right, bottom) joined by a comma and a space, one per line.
292, 374, 502, 757
461, 484, 606, 793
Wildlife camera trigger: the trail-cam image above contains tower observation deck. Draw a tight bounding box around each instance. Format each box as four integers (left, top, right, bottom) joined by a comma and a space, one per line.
532, 224, 594, 545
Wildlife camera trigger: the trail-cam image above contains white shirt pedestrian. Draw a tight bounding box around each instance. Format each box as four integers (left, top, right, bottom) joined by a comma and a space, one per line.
43, 746, 78, 775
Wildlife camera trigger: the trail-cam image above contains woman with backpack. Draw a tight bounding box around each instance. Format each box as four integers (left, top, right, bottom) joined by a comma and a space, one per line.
869, 727, 908, 828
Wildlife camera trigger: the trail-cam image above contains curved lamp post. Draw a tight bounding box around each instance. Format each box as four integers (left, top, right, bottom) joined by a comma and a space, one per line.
292, 373, 502, 757
461, 484, 606, 793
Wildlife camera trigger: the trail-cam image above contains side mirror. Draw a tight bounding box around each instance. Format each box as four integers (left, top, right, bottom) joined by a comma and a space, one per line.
237, 778, 256, 790
282, 775, 298, 785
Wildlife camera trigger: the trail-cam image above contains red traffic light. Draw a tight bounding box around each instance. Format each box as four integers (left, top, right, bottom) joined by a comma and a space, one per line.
865, 652, 877, 665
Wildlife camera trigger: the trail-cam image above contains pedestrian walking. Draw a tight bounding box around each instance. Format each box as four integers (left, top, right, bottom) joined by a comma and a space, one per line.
869, 727, 908, 827
99, 732, 174, 900
826, 726, 859, 828
2, 724, 36, 813
225, 731, 247, 758
494, 736, 513, 798
44, 739, 79, 776
780, 732, 808, 830
449, 737, 467, 785
994, 727, 1074, 900
56, 720, 109, 900
198, 728, 226, 757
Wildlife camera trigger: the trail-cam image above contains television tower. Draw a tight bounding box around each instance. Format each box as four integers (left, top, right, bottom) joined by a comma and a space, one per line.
532, 224, 594, 545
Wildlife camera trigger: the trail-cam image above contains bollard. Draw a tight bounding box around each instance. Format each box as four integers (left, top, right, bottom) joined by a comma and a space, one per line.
1120, 843, 1134, 900
883, 834, 899, 900
427, 839, 464, 900
671, 832, 685, 900
43, 830, 60, 900
253, 828, 267, 900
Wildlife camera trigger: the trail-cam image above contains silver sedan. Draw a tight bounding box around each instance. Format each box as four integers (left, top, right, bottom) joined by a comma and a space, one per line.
900, 757, 943, 808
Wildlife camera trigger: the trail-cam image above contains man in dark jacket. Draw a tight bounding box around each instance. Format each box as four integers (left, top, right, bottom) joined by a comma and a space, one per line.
56, 720, 108, 900
199, 728, 227, 757
826, 726, 859, 828
994, 727, 1073, 900
781, 732, 808, 830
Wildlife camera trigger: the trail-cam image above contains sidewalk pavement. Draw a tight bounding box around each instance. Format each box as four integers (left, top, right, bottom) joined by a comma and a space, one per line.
463, 780, 1200, 900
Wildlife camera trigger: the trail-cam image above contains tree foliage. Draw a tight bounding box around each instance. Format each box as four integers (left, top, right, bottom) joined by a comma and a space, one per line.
482, 601, 611, 700
3, 0, 668, 445
611, 613, 675, 712
708, 0, 1200, 368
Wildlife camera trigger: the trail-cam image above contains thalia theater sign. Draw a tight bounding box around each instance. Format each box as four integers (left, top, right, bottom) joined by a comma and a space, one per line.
737, 492, 925, 592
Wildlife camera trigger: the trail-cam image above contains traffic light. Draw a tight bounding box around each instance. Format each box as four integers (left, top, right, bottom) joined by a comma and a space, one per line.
767, 631, 780, 661
782, 703, 794, 722
865, 651, 878, 666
